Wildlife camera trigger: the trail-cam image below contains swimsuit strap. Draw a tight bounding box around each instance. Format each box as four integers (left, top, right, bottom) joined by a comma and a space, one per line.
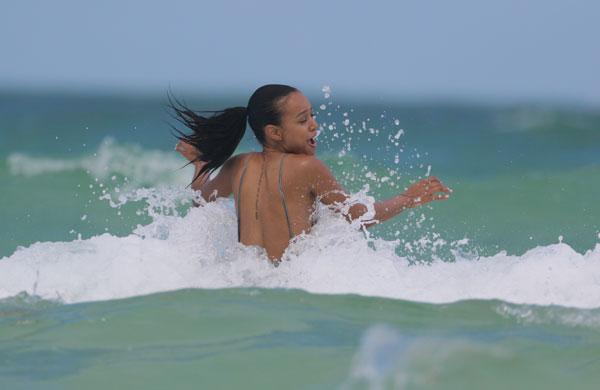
278, 154, 293, 240
237, 155, 250, 242
237, 153, 293, 243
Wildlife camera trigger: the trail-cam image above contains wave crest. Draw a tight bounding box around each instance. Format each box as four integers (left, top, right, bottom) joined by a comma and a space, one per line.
1, 194, 599, 308
7, 137, 188, 186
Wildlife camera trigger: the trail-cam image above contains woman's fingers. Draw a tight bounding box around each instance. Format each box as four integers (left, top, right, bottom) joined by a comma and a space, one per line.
407, 178, 452, 202
428, 183, 446, 193
427, 178, 452, 194
175, 141, 201, 162
176, 141, 191, 152
422, 177, 447, 189
430, 177, 449, 190
403, 176, 451, 205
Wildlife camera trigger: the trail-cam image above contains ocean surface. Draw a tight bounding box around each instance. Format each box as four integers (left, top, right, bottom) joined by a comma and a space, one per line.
1, 89, 599, 389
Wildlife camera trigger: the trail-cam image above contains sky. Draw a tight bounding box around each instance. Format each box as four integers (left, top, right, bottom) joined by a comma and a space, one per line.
1, 0, 599, 104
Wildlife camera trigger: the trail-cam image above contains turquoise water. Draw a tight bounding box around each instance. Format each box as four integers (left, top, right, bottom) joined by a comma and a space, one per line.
2, 289, 600, 389
1, 90, 599, 388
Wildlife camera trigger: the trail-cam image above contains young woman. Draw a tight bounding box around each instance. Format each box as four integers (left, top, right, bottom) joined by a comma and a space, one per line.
173, 84, 451, 262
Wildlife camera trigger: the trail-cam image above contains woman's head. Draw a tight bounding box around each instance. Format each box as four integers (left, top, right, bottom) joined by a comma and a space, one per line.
258, 89, 319, 155
171, 84, 318, 178
246, 84, 298, 144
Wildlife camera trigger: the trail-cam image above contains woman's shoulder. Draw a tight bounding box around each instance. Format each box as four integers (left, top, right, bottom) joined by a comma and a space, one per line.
287, 153, 324, 168
284, 154, 332, 179
224, 152, 254, 168
285, 153, 319, 168
225, 152, 330, 177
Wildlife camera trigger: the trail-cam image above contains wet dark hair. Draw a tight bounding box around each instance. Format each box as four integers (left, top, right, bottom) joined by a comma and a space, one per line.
169, 84, 298, 181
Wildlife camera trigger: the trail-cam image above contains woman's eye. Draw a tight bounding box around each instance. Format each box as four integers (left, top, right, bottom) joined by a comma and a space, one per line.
299, 112, 314, 124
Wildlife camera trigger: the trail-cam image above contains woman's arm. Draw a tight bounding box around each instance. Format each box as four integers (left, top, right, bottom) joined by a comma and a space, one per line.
175, 141, 236, 203
304, 157, 450, 227
365, 176, 450, 225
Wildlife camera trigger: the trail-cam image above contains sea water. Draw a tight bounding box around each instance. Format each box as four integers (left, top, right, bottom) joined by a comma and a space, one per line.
1, 89, 599, 389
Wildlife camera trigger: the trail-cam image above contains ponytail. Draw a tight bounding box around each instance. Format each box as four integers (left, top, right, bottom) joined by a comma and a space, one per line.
169, 97, 247, 181
169, 84, 298, 185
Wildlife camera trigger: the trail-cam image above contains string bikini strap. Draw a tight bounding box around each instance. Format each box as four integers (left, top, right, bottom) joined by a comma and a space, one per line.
278, 154, 293, 240
237, 156, 250, 242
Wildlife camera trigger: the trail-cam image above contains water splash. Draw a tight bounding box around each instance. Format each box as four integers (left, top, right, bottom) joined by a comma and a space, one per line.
1, 187, 599, 307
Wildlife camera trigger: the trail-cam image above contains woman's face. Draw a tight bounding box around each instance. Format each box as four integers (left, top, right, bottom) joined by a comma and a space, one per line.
276, 92, 319, 155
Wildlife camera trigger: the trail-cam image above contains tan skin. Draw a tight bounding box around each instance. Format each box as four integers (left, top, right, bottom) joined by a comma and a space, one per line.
176, 91, 451, 262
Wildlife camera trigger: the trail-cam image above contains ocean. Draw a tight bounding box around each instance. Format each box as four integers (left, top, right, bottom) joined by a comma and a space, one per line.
1, 89, 599, 389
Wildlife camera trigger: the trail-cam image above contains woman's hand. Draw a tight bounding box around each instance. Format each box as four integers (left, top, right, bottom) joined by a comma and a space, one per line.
175, 140, 201, 163
402, 176, 451, 207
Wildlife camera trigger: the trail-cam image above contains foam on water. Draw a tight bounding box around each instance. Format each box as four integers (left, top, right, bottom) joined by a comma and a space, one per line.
7, 137, 189, 186
1, 188, 598, 308
344, 324, 513, 389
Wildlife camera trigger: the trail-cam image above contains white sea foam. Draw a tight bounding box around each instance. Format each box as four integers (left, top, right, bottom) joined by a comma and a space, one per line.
1, 190, 599, 308
7, 137, 190, 186
344, 324, 511, 389
495, 303, 600, 329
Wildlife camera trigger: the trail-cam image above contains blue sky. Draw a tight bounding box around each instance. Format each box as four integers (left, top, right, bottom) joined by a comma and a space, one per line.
1, 0, 598, 104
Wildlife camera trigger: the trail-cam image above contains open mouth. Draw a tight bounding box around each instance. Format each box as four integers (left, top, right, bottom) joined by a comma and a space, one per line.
307, 131, 320, 148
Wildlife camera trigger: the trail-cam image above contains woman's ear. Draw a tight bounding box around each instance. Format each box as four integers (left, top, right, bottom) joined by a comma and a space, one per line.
264, 124, 283, 142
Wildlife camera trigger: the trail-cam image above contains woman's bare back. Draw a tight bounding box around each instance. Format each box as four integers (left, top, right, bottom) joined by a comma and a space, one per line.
232, 152, 316, 259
